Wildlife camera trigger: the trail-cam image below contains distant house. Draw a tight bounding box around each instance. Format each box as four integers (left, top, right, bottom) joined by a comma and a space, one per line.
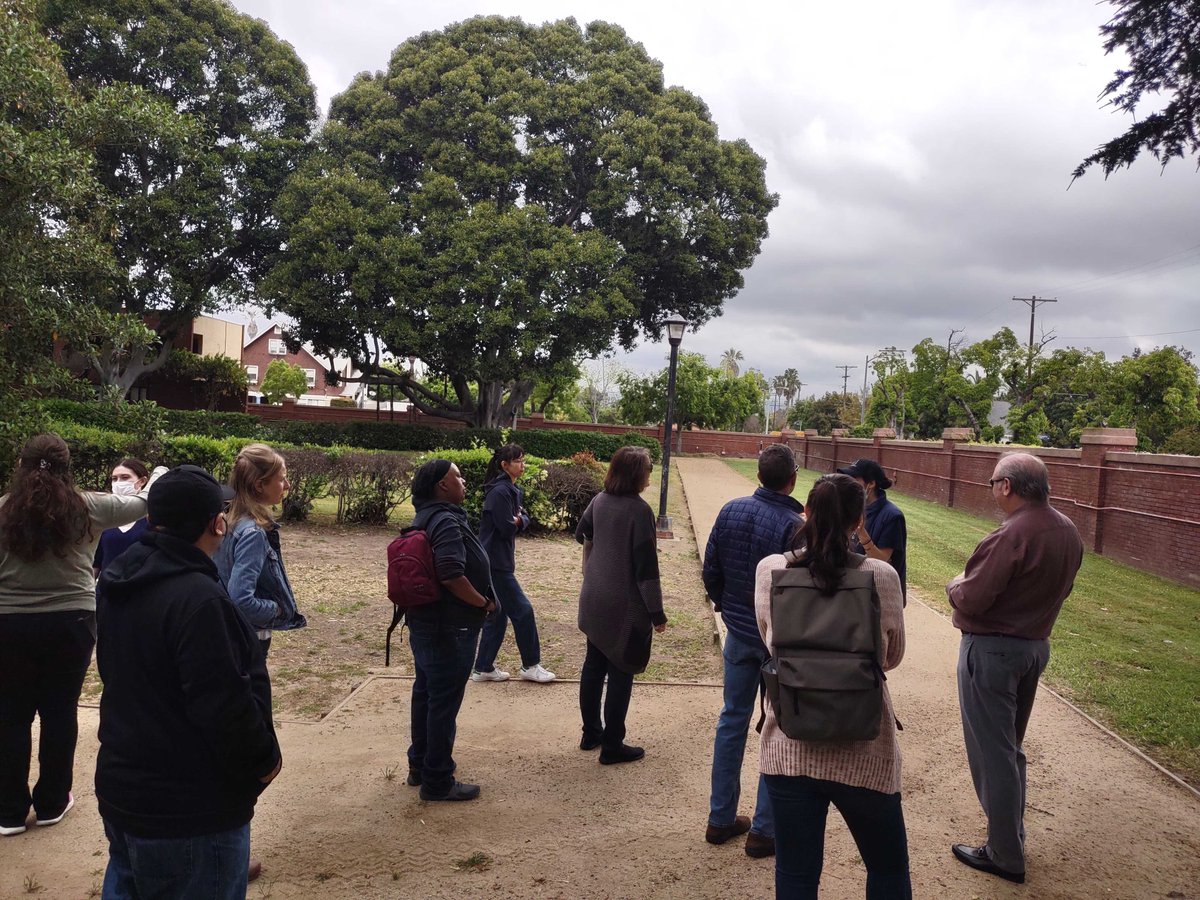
242, 323, 370, 407
129, 314, 246, 411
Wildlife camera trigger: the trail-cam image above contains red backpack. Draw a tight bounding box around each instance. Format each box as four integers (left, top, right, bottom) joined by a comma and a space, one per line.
384, 526, 440, 666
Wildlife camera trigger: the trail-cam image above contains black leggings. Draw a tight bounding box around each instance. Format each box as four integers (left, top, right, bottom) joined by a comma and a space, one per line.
578, 640, 635, 750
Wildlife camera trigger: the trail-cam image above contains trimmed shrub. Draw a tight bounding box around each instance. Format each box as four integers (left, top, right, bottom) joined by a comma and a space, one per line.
278, 447, 334, 523
331, 450, 415, 526
540, 459, 604, 531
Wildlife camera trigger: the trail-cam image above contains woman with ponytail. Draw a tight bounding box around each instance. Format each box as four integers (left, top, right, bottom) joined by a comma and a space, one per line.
471, 444, 555, 684
754, 473, 910, 898
0, 435, 164, 836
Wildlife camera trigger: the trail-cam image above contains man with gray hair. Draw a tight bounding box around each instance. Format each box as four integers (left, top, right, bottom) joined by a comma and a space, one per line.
947, 452, 1083, 885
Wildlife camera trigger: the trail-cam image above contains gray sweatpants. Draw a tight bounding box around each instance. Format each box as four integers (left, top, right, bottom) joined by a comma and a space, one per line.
956, 633, 1050, 874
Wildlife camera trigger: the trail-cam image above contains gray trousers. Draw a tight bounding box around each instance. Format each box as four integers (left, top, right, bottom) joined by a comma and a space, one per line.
956, 633, 1050, 874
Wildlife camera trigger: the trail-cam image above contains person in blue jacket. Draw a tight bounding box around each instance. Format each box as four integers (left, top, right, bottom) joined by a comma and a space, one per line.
471, 444, 556, 684
215, 444, 307, 658
837, 458, 908, 603
701, 443, 803, 860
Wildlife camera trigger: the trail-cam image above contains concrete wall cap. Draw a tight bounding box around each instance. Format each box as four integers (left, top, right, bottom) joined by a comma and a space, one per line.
941, 427, 973, 441
872, 428, 897, 438
1079, 427, 1138, 447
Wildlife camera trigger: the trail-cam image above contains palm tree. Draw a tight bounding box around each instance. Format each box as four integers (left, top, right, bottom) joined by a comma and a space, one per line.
781, 368, 802, 408
720, 348, 744, 378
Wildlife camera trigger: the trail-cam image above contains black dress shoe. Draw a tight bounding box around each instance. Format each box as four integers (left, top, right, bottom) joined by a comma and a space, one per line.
951, 843, 1025, 884
420, 781, 481, 801
598, 743, 644, 765
405, 768, 421, 786
705, 815, 750, 845
580, 734, 601, 751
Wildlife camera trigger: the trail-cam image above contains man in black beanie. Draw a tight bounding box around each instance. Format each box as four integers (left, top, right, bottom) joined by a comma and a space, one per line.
96, 466, 282, 899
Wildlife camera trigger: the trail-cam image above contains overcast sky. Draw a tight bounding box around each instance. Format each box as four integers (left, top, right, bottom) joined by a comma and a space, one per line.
230, 0, 1198, 397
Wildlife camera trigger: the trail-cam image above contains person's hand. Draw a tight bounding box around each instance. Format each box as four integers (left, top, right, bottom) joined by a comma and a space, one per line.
512, 514, 521, 526
654, 621, 667, 634
260, 756, 282, 784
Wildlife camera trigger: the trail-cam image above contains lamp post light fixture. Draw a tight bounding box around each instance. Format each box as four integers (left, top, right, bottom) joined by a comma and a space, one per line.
656, 317, 687, 538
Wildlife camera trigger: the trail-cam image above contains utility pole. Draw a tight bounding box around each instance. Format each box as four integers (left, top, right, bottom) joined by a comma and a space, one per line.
836, 364, 857, 424
861, 353, 880, 425
1012, 295, 1057, 379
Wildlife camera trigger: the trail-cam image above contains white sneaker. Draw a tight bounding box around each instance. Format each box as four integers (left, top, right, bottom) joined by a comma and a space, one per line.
35, 792, 74, 827
520, 664, 557, 683
471, 667, 510, 682
0, 823, 26, 836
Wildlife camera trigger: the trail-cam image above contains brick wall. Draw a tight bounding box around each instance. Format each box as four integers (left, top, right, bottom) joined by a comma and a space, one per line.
243, 403, 1199, 588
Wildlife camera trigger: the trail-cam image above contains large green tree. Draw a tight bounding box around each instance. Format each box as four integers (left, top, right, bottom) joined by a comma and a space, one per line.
1075, 0, 1200, 178
40, 0, 318, 393
1, 0, 188, 459
618, 352, 765, 442
267, 16, 777, 427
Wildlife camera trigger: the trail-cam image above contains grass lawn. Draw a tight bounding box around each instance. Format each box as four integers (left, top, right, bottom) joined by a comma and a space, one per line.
724, 458, 1200, 786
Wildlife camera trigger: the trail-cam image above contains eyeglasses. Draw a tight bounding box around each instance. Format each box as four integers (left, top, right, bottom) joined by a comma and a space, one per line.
988, 477, 1008, 487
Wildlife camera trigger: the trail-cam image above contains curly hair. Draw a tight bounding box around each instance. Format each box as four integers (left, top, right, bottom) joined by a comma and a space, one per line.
0, 434, 91, 561
787, 473, 866, 595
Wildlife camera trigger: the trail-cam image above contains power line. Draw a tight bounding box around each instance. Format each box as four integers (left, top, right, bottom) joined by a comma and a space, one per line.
1058, 326, 1200, 341
1043, 241, 1200, 295
1013, 295, 1057, 379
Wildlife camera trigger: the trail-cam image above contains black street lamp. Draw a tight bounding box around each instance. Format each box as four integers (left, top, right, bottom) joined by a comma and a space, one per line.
656, 317, 687, 536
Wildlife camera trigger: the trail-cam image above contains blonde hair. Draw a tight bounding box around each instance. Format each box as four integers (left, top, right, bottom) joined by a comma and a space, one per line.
227, 443, 285, 527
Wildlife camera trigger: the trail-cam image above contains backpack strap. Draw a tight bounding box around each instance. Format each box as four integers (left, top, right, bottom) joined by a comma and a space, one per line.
754, 669, 768, 735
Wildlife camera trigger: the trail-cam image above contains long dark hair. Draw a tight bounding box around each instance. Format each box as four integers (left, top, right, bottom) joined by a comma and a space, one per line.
0, 434, 91, 561
787, 473, 865, 595
485, 444, 524, 483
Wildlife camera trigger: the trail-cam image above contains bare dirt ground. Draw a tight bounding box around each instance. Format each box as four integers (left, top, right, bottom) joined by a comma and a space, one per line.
4, 460, 1199, 899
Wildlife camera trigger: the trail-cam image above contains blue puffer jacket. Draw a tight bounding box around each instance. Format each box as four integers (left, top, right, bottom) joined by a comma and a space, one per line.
702, 487, 804, 650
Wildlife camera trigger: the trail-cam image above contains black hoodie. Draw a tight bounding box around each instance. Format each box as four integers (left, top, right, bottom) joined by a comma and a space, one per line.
95, 531, 280, 838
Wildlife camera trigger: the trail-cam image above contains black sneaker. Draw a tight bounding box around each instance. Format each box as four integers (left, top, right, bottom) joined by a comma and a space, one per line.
420, 781, 481, 802
405, 769, 421, 787
599, 744, 645, 765
580, 734, 602, 751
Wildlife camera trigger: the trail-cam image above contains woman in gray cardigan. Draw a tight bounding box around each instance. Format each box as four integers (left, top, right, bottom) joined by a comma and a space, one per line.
575, 446, 669, 765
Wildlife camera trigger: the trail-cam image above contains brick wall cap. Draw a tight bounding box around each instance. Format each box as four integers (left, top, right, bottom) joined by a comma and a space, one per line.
831, 428, 849, 437
1079, 427, 1138, 447
803, 429, 820, 437
942, 427, 973, 441
872, 428, 897, 438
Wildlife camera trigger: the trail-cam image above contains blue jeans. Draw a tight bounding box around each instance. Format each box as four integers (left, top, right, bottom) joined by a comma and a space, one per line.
709, 630, 773, 837
407, 618, 481, 796
765, 774, 911, 900
473, 571, 541, 671
101, 819, 250, 900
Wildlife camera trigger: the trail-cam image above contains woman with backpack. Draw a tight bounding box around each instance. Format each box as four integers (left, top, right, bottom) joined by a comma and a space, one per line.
0, 435, 163, 836
575, 446, 668, 765
471, 444, 555, 684
754, 473, 910, 898
215, 443, 307, 658
404, 458, 498, 801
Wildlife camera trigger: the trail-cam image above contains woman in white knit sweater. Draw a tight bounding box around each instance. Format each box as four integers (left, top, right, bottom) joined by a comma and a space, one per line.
754, 473, 910, 899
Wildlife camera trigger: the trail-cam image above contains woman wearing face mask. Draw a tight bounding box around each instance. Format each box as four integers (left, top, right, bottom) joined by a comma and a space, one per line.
214, 444, 307, 658
93, 459, 151, 579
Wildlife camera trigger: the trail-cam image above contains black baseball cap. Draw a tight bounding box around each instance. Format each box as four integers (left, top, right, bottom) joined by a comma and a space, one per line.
836, 458, 893, 490
148, 465, 235, 540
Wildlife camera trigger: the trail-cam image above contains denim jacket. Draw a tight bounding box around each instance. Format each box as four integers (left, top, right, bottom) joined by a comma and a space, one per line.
214, 516, 307, 632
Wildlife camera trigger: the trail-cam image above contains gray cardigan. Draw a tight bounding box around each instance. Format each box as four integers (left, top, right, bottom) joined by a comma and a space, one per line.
575, 492, 666, 674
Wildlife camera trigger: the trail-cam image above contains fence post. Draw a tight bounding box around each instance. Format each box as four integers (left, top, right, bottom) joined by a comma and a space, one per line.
1078, 427, 1138, 553
942, 428, 972, 508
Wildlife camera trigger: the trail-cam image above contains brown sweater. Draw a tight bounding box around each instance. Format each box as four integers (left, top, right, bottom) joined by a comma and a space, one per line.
947, 502, 1083, 640
755, 554, 906, 795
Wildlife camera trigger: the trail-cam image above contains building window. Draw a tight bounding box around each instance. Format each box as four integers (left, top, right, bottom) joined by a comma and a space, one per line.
245, 365, 258, 385
304, 368, 316, 389
268, 338, 286, 355
191, 334, 204, 354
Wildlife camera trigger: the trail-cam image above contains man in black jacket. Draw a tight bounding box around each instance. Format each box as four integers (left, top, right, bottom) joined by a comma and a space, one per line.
96, 466, 281, 899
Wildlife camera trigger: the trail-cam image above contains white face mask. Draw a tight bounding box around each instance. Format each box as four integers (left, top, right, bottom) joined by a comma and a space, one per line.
112, 481, 139, 496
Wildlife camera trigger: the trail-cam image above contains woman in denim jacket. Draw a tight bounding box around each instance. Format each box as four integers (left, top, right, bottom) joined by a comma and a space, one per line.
215, 444, 307, 656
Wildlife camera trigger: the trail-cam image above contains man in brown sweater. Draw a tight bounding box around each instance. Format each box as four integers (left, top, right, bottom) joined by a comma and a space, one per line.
946, 452, 1083, 885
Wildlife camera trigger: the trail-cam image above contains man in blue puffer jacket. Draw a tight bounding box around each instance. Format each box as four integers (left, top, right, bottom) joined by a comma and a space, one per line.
702, 444, 803, 860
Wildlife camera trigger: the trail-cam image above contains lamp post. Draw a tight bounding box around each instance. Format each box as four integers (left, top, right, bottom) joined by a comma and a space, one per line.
656, 317, 686, 537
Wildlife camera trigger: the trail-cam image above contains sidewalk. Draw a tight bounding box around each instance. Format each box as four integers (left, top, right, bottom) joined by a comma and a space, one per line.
677, 456, 1200, 899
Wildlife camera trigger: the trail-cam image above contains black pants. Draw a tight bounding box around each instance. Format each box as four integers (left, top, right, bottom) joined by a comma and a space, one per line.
579, 639, 635, 751
0, 611, 96, 828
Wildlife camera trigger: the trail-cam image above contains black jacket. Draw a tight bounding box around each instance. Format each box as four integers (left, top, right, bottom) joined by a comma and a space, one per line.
478, 474, 529, 573
404, 500, 492, 627
95, 531, 280, 838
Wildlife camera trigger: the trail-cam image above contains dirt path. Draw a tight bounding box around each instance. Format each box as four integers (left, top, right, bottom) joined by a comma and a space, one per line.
2, 460, 1197, 899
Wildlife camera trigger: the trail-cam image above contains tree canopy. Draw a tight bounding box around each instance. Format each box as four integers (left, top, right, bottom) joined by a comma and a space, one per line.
259, 359, 308, 405
267, 16, 777, 427
618, 352, 765, 441
40, 0, 318, 392
1075, 0, 1200, 178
